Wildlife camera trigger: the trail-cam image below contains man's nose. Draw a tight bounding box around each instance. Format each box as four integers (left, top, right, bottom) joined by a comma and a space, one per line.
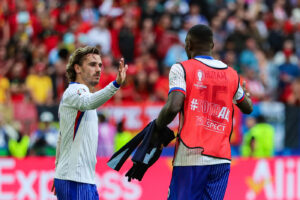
96, 65, 101, 72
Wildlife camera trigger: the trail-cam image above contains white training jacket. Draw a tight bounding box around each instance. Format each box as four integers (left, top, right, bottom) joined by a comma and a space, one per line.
54, 81, 119, 184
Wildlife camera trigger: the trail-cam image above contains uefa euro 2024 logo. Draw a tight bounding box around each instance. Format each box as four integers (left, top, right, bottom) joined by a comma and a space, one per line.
198, 70, 203, 82
194, 70, 206, 88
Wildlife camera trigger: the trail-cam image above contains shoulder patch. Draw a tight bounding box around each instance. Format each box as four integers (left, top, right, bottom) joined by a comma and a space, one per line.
77, 88, 86, 96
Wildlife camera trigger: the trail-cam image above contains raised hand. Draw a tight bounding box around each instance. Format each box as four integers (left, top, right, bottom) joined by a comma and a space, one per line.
116, 58, 128, 86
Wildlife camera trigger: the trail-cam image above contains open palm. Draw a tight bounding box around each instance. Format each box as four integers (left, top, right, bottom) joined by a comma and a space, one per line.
116, 58, 128, 86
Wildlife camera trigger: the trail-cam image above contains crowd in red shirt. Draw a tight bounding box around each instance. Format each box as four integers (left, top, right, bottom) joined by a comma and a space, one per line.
0, 0, 300, 142
1, 0, 300, 105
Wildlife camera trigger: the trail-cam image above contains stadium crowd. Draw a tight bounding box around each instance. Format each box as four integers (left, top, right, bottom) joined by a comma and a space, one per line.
0, 0, 300, 157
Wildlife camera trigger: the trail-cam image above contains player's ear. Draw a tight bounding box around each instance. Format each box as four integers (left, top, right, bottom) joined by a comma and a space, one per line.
74, 64, 81, 74
211, 41, 214, 49
186, 39, 191, 51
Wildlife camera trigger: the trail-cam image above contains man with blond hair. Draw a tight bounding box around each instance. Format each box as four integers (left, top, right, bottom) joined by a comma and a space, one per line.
52, 46, 127, 199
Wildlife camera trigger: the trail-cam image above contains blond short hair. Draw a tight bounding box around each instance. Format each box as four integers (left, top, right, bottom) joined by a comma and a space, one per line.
66, 46, 100, 82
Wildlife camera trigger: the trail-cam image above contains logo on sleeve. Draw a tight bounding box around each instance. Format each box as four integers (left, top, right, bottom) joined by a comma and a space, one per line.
77, 88, 86, 95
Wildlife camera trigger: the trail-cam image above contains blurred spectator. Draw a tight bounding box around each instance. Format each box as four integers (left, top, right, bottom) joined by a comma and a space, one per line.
184, 4, 208, 26
0, 125, 9, 156
0, 113, 18, 156
8, 122, 30, 158
80, 0, 99, 24
155, 14, 174, 60
225, 18, 248, 53
26, 63, 53, 105
240, 37, 259, 73
97, 112, 116, 157
162, 1, 183, 31
98, 0, 123, 17
86, 16, 111, 55
248, 19, 266, 49
0, 45, 13, 80
254, 12, 269, 43
163, 36, 187, 67
0, 101, 14, 126
39, 16, 59, 53
55, 8, 72, 35
9, 61, 28, 103
0, 0, 10, 44
110, 18, 122, 59
224, 50, 239, 73
278, 51, 300, 102
211, 14, 227, 53
154, 67, 169, 102
0, 69, 10, 104
256, 50, 275, 99
31, 42, 48, 65
30, 111, 58, 156
51, 48, 69, 103
243, 68, 266, 102
241, 115, 275, 158
178, 20, 191, 45
133, 69, 150, 101
141, 0, 164, 22
136, 18, 156, 56
164, 0, 189, 16
294, 27, 300, 58
118, 15, 137, 63
267, 20, 285, 53
286, 78, 300, 106
114, 120, 132, 151
12, 95, 38, 135
273, 39, 298, 66
273, 0, 288, 22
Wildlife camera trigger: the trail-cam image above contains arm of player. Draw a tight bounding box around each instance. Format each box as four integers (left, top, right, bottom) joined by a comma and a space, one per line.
155, 63, 186, 130
66, 82, 120, 110
236, 81, 253, 114
65, 59, 128, 111
155, 91, 185, 129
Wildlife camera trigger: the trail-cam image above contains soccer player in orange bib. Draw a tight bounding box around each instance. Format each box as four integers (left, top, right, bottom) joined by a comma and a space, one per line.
154, 24, 253, 200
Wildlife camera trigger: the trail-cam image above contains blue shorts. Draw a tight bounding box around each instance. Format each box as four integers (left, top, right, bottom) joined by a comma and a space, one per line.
54, 179, 99, 200
168, 164, 230, 200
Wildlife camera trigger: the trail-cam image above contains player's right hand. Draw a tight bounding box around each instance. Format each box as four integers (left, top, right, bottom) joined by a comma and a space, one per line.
51, 181, 56, 195
116, 58, 128, 86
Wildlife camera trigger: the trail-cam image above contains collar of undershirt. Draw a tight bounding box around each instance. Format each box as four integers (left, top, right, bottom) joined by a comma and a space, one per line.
70, 82, 80, 84
194, 55, 214, 60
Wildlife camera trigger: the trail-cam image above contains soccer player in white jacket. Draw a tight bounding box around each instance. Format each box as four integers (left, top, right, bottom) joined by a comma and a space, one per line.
52, 46, 127, 199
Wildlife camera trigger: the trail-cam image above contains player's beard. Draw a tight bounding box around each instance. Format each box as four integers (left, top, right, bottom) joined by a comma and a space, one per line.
82, 73, 100, 87
90, 75, 100, 86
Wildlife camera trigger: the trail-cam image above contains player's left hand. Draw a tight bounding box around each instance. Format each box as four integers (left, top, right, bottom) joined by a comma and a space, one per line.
242, 81, 251, 97
116, 58, 128, 86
